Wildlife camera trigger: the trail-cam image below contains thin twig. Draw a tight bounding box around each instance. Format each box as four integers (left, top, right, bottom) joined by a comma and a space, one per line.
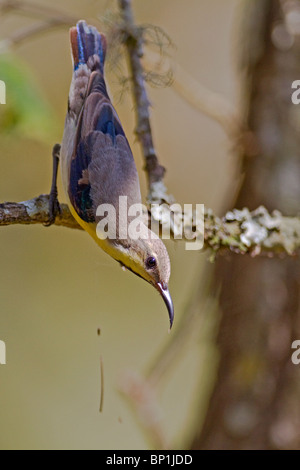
118, 0, 169, 201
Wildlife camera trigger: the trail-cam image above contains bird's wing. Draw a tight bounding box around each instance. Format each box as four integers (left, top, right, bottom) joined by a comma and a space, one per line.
68, 72, 142, 223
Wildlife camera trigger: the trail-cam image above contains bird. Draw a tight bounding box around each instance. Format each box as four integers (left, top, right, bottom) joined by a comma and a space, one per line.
49, 20, 174, 327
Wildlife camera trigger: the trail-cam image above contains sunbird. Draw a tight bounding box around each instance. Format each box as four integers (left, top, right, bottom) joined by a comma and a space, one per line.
49, 21, 174, 327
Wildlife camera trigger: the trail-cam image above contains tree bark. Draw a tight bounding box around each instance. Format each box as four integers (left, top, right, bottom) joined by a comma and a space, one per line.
192, 0, 300, 450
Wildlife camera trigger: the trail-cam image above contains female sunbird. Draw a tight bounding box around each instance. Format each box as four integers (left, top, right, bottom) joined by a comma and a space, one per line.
50, 21, 174, 327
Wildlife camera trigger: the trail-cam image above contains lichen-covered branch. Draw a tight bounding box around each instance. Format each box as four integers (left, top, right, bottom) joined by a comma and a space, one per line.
204, 206, 300, 255
1, 196, 300, 256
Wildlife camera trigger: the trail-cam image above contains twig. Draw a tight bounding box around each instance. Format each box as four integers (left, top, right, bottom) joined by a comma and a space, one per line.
118, 0, 169, 202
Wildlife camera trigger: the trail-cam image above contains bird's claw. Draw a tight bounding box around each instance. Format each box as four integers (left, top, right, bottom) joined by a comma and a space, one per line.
45, 191, 61, 227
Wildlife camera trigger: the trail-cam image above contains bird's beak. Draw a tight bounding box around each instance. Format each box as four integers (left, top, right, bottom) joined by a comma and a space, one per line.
156, 282, 174, 329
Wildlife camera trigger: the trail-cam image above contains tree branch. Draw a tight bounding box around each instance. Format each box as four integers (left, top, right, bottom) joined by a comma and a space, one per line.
0, 195, 81, 230
1, 196, 300, 256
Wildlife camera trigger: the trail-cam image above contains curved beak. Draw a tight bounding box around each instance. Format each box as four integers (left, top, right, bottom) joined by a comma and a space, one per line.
156, 282, 174, 329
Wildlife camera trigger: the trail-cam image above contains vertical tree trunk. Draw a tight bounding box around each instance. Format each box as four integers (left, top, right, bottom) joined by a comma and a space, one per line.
192, 0, 300, 450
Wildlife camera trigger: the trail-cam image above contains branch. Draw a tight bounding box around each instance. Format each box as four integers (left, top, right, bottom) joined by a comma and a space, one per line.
1, 197, 300, 256
206, 206, 300, 255
0, 195, 81, 230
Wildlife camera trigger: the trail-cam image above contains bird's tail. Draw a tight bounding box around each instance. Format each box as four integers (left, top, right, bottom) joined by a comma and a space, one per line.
70, 20, 107, 73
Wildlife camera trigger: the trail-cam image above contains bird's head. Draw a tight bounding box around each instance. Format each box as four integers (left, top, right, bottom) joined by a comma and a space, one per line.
113, 229, 174, 328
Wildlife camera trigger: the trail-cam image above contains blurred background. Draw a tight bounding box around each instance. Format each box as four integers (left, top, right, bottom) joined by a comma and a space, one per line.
1, 0, 300, 450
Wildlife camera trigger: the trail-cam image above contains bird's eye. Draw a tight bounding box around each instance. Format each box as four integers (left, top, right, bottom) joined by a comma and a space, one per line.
145, 256, 157, 269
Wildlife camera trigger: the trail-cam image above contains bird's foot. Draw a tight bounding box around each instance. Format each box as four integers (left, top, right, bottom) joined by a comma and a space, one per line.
45, 189, 61, 227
